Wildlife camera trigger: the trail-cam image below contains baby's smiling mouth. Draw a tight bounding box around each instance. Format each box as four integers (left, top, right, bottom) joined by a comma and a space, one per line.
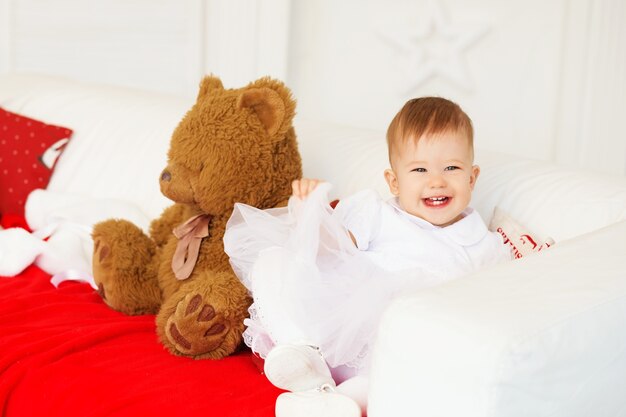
423, 196, 451, 207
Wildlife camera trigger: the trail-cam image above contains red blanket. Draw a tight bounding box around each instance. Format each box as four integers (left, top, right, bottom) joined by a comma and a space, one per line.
0, 218, 280, 417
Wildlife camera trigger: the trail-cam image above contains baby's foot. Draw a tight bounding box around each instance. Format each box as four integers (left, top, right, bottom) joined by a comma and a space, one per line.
275, 388, 361, 417
264, 344, 334, 392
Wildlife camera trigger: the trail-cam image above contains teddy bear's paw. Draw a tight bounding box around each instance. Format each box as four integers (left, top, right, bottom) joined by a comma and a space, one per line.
94, 238, 111, 264
165, 293, 230, 357
92, 235, 127, 306
92, 237, 114, 298
91, 221, 160, 315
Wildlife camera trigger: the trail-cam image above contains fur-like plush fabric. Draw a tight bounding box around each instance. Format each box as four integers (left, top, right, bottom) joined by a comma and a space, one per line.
91, 76, 302, 359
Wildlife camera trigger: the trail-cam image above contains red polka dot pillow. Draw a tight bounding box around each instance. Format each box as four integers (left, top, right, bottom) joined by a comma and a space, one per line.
0, 108, 73, 217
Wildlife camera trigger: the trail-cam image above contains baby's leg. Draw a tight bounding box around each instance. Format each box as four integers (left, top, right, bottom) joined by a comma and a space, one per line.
276, 388, 362, 417
268, 347, 367, 417
336, 375, 369, 414
250, 247, 314, 344
264, 344, 335, 392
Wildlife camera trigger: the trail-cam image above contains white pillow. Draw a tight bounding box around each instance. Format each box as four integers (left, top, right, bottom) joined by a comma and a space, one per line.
296, 119, 626, 242
474, 149, 626, 242
0, 73, 192, 219
3, 75, 624, 241
489, 206, 554, 258
295, 117, 392, 201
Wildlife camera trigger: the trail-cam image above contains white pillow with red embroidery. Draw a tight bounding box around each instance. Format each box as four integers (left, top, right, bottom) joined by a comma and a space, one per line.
489, 206, 554, 258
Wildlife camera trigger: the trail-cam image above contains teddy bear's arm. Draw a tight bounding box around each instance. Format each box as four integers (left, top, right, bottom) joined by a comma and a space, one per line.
274, 198, 290, 208
150, 203, 187, 248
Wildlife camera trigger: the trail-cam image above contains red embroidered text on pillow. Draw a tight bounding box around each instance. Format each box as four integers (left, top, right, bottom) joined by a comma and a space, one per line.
0, 108, 73, 216
495, 227, 554, 259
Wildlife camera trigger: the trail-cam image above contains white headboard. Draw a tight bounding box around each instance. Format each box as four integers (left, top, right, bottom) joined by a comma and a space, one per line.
1, 0, 625, 176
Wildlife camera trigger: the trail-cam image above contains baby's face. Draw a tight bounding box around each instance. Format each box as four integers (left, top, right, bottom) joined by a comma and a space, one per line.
384, 131, 479, 227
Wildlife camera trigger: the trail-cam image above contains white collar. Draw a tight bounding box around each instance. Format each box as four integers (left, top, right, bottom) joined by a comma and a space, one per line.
387, 198, 488, 246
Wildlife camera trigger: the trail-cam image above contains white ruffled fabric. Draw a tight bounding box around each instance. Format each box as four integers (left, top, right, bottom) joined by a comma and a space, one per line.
0, 189, 151, 289
224, 183, 478, 371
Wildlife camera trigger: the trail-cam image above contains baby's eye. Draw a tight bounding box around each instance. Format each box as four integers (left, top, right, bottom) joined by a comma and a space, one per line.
444, 166, 460, 171
411, 168, 427, 173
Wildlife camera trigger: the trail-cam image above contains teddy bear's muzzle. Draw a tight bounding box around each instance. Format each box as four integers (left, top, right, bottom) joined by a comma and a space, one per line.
159, 168, 197, 205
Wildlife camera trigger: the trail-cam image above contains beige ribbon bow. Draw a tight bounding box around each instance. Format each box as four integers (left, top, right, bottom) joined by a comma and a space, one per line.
171, 214, 212, 280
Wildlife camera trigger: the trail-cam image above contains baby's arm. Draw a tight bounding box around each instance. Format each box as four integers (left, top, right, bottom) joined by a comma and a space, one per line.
292, 178, 357, 246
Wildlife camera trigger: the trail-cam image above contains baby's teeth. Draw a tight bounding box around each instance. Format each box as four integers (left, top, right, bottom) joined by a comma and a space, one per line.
426, 197, 447, 205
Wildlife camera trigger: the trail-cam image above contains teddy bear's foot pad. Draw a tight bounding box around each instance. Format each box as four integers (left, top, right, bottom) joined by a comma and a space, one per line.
165, 293, 229, 356
94, 238, 110, 263
91, 223, 161, 315
92, 237, 118, 302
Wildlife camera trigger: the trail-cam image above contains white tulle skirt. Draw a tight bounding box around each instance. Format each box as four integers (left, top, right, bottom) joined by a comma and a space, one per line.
224, 184, 447, 371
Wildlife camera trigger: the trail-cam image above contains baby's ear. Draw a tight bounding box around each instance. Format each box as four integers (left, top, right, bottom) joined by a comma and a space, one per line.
470, 165, 480, 189
384, 169, 400, 196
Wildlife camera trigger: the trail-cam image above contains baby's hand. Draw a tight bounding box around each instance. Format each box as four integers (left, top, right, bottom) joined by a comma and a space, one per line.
292, 178, 323, 200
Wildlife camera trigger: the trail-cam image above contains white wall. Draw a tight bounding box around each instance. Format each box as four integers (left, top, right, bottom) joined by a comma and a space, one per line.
0, 0, 625, 176
553, 0, 626, 177
287, 0, 626, 176
1, 0, 202, 95
0, 0, 290, 96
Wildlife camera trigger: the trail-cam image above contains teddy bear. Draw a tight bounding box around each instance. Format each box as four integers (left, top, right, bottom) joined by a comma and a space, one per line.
91, 75, 302, 359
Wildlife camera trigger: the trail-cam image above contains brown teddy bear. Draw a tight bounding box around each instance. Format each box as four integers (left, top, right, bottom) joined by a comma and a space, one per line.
91, 75, 302, 359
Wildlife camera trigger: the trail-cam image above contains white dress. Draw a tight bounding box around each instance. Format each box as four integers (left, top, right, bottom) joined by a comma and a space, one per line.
224, 183, 511, 371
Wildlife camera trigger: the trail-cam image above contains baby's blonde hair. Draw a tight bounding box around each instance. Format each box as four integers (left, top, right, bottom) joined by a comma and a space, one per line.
386, 97, 474, 163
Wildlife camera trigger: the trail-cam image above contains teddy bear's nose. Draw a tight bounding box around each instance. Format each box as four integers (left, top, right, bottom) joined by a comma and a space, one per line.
161, 170, 172, 182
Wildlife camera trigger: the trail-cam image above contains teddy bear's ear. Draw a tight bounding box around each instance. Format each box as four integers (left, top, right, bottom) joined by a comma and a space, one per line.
197, 76, 224, 100
237, 87, 286, 138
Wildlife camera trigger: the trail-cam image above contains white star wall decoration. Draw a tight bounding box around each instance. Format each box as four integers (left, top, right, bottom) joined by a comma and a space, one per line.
379, 0, 489, 92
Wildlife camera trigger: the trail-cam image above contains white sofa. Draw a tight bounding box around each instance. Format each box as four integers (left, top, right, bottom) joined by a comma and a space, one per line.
1, 74, 625, 416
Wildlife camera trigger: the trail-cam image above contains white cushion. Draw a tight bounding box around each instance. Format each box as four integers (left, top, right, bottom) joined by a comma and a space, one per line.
0, 73, 192, 219
295, 119, 626, 242
474, 149, 626, 242
2, 74, 625, 240
368, 220, 626, 417
294, 118, 392, 201
489, 206, 554, 258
